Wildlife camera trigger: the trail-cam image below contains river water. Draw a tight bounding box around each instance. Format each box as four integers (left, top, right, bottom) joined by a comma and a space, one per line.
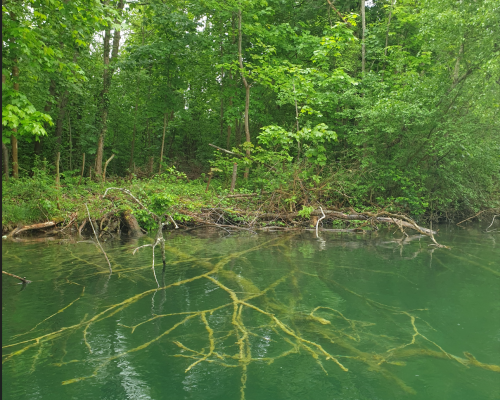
2, 226, 499, 399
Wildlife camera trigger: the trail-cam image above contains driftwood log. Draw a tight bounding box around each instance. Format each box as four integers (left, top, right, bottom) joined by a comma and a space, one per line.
8, 221, 57, 237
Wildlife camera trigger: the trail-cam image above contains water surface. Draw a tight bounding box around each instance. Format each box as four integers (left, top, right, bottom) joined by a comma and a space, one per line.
2, 227, 499, 399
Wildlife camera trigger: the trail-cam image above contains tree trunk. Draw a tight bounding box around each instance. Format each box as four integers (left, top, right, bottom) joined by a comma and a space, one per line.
168, 128, 176, 159
2, 75, 10, 180
95, 0, 124, 177
236, 117, 241, 146
103, 153, 115, 181
159, 112, 169, 173
12, 62, 19, 178
148, 156, 154, 176
129, 100, 138, 170
220, 50, 224, 140
2, 142, 9, 181
238, 8, 251, 179
55, 151, 60, 188
226, 125, 232, 149
35, 80, 56, 156
384, 0, 395, 56
68, 116, 72, 170
226, 71, 234, 149
95, 27, 111, 177
220, 97, 224, 140
55, 92, 69, 152
361, 0, 366, 74
79, 153, 85, 184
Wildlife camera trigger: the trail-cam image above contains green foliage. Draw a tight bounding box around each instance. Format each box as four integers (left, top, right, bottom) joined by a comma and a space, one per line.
2, 89, 53, 141
298, 205, 314, 219
2, 0, 498, 220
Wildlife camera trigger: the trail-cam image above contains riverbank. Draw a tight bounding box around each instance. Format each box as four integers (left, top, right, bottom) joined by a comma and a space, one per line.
2, 167, 498, 239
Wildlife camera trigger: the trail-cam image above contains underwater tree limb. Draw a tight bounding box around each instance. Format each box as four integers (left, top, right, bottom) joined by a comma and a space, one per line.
103, 187, 179, 283
2, 270, 31, 284
84, 204, 112, 273
4, 235, 497, 399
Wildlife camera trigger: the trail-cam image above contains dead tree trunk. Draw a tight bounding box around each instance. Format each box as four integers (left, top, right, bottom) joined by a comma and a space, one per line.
159, 112, 173, 173
11, 62, 19, 178
238, 8, 251, 179
361, 0, 366, 74
95, 0, 124, 177
95, 28, 111, 177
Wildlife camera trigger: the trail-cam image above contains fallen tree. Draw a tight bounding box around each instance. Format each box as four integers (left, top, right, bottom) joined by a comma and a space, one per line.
193, 207, 436, 233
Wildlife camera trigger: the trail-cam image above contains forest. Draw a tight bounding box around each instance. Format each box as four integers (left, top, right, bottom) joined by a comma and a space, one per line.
3, 2, 500, 397
2, 0, 500, 231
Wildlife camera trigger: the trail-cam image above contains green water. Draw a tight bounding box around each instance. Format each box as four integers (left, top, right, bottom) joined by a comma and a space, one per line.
2, 227, 500, 400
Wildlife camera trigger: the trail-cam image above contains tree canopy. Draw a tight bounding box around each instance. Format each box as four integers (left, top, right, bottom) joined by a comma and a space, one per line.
2, 0, 499, 217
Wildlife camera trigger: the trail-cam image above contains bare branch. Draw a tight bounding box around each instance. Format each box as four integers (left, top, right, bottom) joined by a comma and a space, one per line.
2, 270, 31, 284
84, 204, 112, 273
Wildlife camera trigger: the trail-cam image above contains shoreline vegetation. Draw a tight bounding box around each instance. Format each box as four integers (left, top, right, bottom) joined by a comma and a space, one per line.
2, 164, 498, 244
2, 0, 499, 244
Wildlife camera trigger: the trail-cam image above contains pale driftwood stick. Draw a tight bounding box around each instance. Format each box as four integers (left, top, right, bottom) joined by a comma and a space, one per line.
159, 112, 168, 174
427, 221, 449, 248
167, 214, 179, 229
485, 215, 499, 233
102, 154, 115, 182
316, 206, 325, 238
9, 221, 56, 237
132, 221, 164, 288
84, 204, 112, 273
2, 270, 31, 284
230, 163, 237, 193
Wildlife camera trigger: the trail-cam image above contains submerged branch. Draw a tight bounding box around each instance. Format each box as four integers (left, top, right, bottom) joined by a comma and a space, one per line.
84, 204, 112, 273
2, 270, 31, 284
3, 235, 497, 398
